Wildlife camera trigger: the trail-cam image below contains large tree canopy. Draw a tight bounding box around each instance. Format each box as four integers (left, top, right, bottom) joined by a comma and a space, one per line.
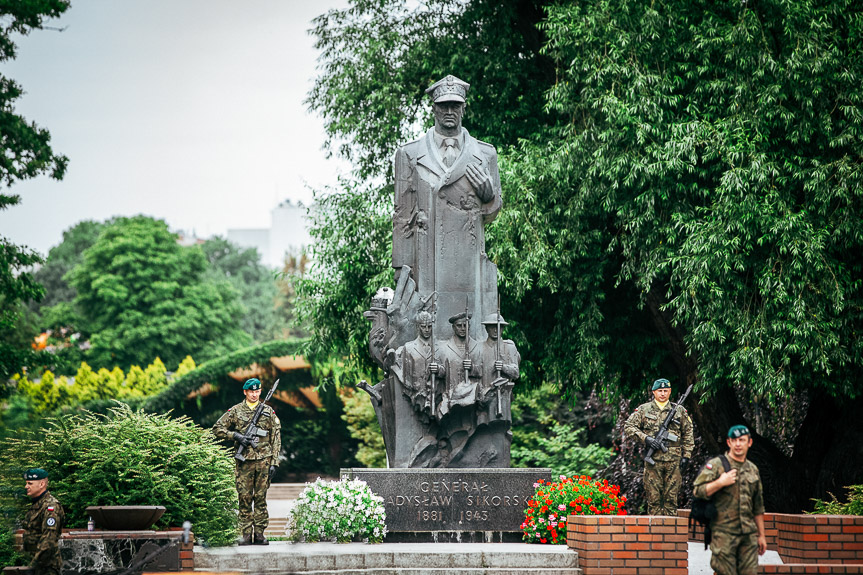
68, 216, 251, 370
0, 0, 70, 382
491, 0, 863, 510
304, 0, 863, 510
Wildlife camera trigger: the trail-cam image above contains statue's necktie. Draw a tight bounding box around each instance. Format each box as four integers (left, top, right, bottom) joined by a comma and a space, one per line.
442, 138, 459, 167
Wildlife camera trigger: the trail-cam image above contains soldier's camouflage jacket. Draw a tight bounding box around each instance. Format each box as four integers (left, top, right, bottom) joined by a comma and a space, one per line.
624, 400, 695, 462
213, 401, 281, 465
22, 491, 64, 572
693, 455, 764, 535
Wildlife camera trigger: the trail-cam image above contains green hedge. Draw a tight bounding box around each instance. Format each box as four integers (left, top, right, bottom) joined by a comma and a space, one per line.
141, 339, 308, 414
0, 404, 238, 547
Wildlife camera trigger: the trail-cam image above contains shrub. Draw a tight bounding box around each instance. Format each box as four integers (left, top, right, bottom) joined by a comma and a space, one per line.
287, 478, 386, 543
810, 484, 863, 516
522, 475, 628, 544
340, 387, 386, 468
0, 404, 238, 547
0, 526, 26, 567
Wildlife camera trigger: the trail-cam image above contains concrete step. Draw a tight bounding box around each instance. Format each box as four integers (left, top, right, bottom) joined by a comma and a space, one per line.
268, 483, 308, 500
264, 518, 288, 538
195, 542, 581, 574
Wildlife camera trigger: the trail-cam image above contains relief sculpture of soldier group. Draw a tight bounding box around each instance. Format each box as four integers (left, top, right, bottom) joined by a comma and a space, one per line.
17, 76, 764, 575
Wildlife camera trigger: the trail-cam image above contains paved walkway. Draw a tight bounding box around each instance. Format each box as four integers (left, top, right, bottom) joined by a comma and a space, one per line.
688, 541, 784, 574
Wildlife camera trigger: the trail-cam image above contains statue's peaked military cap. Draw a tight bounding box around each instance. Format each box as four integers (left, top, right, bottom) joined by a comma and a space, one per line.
448, 311, 472, 324
426, 75, 470, 103
24, 468, 48, 480
481, 312, 509, 326
652, 378, 671, 391
243, 378, 262, 390
728, 424, 750, 438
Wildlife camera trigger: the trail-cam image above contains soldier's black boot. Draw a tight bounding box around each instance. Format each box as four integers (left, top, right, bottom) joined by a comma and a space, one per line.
253, 533, 269, 545
238, 532, 253, 546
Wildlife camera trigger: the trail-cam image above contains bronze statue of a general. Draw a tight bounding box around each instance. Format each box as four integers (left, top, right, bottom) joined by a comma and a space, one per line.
361, 75, 519, 469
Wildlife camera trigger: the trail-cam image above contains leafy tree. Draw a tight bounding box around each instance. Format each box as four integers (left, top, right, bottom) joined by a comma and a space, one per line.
68, 216, 251, 370
510, 383, 614, 478
201, 236, 287, 342
31, 220, 106, 312
0, 0, 70, 383
489, 0, 863, 511
305, 0, 863, 511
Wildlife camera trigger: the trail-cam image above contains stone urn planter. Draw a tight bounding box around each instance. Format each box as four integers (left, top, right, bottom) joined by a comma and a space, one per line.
85, 506, 166, 530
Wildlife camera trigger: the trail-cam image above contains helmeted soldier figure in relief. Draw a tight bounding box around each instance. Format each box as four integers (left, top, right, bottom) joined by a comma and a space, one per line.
213, 378, 281, 545
392, 310, 439, 416
624, 378, 695, 515
21, 468, 64, 575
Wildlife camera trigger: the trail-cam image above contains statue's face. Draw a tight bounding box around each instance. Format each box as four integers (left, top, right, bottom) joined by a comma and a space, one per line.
432, 101, 465, 131
485, 325, 499, 340
453, 318, 468, 338
418, 320, 433, 340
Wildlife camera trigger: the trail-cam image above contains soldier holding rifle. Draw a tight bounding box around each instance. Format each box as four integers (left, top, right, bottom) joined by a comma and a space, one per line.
624, 378, 694, 515
213, 378, 281, 545
478, 312, 520, 424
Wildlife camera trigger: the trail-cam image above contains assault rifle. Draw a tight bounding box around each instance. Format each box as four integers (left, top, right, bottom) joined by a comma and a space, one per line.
644, 383, 693, 466
235, 379, 279, 462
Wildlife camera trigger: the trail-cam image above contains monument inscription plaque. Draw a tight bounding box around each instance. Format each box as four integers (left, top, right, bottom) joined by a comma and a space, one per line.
342, 468, 551, 536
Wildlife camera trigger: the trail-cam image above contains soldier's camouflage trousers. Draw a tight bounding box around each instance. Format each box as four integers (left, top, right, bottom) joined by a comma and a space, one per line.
25, 537, 61, 575
236, 458, 270, 536
643, 459, 681, 516
710, 530, 758, 575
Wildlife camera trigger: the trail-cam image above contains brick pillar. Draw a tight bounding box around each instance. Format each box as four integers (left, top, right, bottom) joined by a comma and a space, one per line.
566, 515, 688, 575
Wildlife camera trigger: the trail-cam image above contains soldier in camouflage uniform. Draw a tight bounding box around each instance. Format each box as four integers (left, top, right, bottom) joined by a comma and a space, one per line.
213, 378, 281, 545
22, 468, 65, 575
624, 378, 694, 515
693, 425, 767, 575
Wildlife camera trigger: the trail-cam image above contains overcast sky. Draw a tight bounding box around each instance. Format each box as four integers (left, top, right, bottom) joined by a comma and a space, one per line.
1, 0, 350, 256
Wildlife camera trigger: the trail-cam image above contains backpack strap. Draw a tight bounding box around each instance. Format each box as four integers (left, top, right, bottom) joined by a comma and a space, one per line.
719, 454, 731, 473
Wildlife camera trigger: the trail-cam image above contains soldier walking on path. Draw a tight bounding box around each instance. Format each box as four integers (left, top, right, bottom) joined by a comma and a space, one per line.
213, 378, 281, 546
693, 425, 767, 575
624, 378, 694, 515
22, 468, 65, 575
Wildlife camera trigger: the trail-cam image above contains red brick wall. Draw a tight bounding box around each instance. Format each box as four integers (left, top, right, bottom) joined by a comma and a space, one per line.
760, 566, 863, 574
772, 514, 863, 565
566, 515, 688, 575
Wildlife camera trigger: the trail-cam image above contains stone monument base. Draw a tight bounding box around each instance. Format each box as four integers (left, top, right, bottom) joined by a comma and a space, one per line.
341, 467, 551, 543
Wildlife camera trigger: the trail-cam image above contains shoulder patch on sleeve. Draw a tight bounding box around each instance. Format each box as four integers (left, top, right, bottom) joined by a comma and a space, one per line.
46, 517, 56, 527
705, 463, 713, 470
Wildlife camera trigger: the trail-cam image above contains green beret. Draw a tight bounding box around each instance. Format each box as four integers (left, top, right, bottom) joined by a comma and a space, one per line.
651, 378, 671, 391
23, 468, 48, 480
728, 425, 750, 439
243, 378, 262, 390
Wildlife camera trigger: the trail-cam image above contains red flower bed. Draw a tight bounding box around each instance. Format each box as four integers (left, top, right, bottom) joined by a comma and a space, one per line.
521, 474, 627, 544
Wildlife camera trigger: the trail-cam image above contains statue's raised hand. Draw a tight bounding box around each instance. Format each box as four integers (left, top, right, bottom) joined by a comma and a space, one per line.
465, 163, 493, 202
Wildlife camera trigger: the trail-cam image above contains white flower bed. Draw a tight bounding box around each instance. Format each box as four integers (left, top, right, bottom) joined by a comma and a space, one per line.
286, 477, 387, 543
